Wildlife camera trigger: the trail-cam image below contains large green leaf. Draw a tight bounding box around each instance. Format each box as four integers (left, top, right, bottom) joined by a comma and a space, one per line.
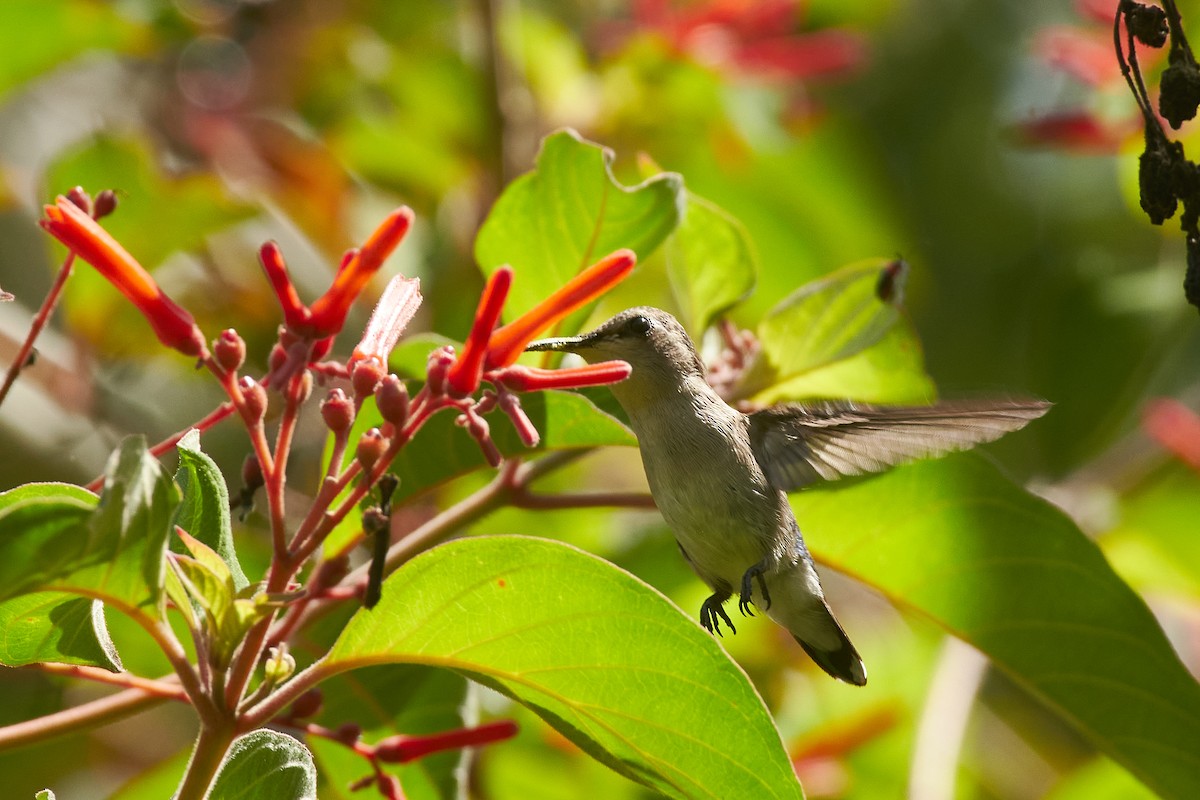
321, 536, 803, 800
174, 430, 248, 589
0, 438, 176, 619
666, 192, 757, 336
752, 321, 936, 405
475, 129, 684, 327
794, 453, 1200, 799
206, 730, 317, 800
0, 593, 121, 671
311, 665, 469, 800
736, 259, 913, 401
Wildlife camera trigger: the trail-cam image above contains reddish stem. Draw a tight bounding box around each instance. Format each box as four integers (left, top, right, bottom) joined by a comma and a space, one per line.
0, 252, 75, 409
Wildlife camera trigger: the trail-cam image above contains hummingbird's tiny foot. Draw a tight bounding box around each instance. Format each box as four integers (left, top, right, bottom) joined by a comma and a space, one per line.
700, 595, 736, 636
740, 564, 772, 613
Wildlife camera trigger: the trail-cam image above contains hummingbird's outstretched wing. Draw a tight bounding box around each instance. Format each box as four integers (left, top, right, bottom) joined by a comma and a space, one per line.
747, 398, 1051, 491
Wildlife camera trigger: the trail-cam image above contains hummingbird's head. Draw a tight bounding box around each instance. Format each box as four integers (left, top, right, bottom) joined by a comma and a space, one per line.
526, 307, 706, 396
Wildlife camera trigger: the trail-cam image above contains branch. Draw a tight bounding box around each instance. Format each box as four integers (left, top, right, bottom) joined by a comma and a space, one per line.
28, 663, 189, 700
0, 253, 75, 409
0, 685, 170, 751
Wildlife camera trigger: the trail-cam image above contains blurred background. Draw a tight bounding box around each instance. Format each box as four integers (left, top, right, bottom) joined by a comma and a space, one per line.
0, 0, 1197, 797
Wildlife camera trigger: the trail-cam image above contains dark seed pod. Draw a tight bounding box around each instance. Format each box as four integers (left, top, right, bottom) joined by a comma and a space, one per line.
1185, 234, 1200, 311
1126, 2, 1169, 48
1159, 52, 1200, 129
1139, 135, 1185, 224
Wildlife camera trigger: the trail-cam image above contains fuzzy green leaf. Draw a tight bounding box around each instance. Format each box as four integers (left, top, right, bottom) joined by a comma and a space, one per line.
175, 429, 247, 589
0, 438, 176, 620
206, 730, 317, 800
0, 592, 121, 671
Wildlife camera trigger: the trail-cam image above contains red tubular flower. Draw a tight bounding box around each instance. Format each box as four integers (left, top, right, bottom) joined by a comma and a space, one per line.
40, 196, 208, 358
498, 361, 631, 392
446, 266, 513, 395
307, 207, 414, 336
374, 720, 518, 764
259, 241, 310, 329
485, 249, 636, 369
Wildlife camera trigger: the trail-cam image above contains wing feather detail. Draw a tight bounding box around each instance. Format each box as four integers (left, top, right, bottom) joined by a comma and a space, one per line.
747, 398, 1051, 490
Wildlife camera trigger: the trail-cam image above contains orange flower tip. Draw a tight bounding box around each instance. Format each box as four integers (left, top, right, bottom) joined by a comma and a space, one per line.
361, 206, 415, 259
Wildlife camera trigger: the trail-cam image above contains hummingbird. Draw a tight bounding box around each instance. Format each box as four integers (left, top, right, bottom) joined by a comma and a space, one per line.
528, 307, 1049, 686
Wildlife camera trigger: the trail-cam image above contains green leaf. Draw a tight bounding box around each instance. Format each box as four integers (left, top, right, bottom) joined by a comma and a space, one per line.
0, 438, 177, 620
0, 592, 121, 671
324, 390, 634, 556
475, 129, 684, 328
794, 453, 1200, 800
0, 0, 140, 100
170, 555, 232, 637
311, 665, 469, 800
752, 320, 936, 405
666, 192, 756, 336
35, 790, 55, 800
736, 259, 912, 400
207, 730, 317, 800
175, 429, 248, 589
322, 536, 803, 800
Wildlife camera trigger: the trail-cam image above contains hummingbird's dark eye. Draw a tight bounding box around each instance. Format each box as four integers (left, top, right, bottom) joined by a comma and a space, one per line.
627, 314, 652, 336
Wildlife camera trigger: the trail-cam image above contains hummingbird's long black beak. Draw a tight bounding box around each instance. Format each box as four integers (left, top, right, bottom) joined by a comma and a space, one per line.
525, 335, 588, 353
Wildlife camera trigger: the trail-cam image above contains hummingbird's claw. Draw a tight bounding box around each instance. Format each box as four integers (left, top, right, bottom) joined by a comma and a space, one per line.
740, 564, 771, 615
700, 594, 736, 636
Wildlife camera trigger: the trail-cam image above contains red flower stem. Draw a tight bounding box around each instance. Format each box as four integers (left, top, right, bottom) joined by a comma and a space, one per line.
0, 252, 75, 410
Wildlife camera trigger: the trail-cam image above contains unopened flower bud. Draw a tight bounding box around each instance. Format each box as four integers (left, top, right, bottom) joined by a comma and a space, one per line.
457, 410, 501, 466
287, 689, 323, 721
356, 427, 387, 471
336, 722, 362, 744
92, 190, 118, 220
351, 357, 385, 400
287, 369, 313, 405
241, 453, 264, 492
263, 646, 296, 684
268, 342, 289, 374
375, 375, 409, 425
321, 388, 355, 433
213, 329, 246, 374
239, 376, 267, 422
66, 186, 92, 216
426, 345, 456, 396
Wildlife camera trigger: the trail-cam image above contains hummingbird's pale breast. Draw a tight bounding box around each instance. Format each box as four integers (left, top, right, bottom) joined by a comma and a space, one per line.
621, 372, 792, 599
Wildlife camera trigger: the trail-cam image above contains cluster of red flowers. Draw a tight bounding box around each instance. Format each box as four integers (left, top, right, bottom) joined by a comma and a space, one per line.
39, 192, 634, 465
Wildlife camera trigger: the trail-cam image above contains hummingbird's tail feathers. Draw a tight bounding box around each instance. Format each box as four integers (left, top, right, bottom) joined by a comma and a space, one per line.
764, 562, 868, 685
748, 397, 1052, 491
795, 630, 867, 686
